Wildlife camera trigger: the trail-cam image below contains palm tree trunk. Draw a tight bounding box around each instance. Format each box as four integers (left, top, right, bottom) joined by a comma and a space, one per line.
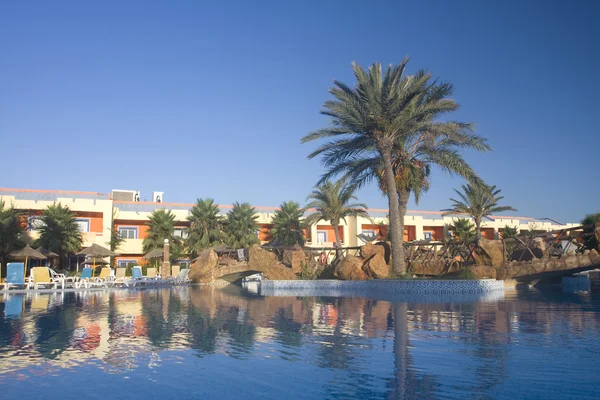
474, 217, 483, 242
381, 149, 406, 275
397, 187, 410, 260
332, 222, 342, 260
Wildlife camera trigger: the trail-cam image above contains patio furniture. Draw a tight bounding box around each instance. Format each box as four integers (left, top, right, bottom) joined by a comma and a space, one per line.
30, 267, 58, 290
4, 262, 27, 290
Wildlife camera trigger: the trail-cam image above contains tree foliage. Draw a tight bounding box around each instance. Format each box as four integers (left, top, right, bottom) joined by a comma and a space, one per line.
501, 225, 519, 239
224, 202, 259, 249
305, 180, 369, 257
301, 59, 488, 273
448, 218, 476, 242
37, 203, 83, 268
270, 201, 307, 246
143, 209, 182, 263
582, 213, 600, 225
186, 198, 224, 258
0, 200, 24, 274
443, 183, 516, 239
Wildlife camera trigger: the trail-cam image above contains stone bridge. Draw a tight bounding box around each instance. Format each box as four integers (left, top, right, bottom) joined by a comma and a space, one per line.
190, 245, 301, 283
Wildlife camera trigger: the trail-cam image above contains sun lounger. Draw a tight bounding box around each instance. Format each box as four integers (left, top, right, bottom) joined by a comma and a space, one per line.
166, 265, 180, 283
97, 267, 115, 287
131, 266, 146, 285
145, 267, 166, 283
169, 268, 191, 284
4, 262, 27, 290
114, 267, 132, 287
30, 267, 58, 290
75, 267, 105, 289
48, 268, 76, 288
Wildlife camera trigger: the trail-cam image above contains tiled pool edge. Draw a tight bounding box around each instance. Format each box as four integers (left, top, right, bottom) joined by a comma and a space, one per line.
259, 279, 505, 303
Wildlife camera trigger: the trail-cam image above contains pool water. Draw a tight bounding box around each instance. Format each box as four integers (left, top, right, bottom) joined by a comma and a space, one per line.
1, 286, 599, 399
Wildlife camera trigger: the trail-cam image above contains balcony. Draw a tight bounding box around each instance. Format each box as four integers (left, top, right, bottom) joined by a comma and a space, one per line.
119, 239, 144, 255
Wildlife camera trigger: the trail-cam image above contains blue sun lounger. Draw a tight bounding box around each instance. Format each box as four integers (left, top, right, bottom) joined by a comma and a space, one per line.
4, 263, 27, 290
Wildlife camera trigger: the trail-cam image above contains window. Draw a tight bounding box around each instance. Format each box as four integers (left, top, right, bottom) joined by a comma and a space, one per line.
75, 218, 90, 232
28, 216, 44, 231
118, 259, 137, 268
173, 228, 188, 239
317, 231, 327, 244
361, 230, 376, 238
423, 232, 433, 241
119, 226, 138, 239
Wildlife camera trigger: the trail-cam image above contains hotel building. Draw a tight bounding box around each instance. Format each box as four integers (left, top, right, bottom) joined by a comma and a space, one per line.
0, 187, 578, 268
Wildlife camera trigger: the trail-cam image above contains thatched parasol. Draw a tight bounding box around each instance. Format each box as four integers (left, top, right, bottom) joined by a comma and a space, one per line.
36, 247, 59, 258
10, 245, 47, 278
36, 247, 58, 267
82, 259, 109, 266
143, 248, 164, 260
143, 247, 165, 269
76, 244, 118, 274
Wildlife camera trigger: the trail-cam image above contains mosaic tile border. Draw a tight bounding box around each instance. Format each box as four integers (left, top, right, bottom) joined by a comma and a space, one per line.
561, 275, 590, 293
259, 279, 505, 303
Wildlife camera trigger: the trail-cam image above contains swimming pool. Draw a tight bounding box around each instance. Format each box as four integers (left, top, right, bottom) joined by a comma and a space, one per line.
1, 286, 599, 399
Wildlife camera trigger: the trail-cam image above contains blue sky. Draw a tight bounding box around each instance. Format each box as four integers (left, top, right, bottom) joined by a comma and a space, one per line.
1, 0, 598, 222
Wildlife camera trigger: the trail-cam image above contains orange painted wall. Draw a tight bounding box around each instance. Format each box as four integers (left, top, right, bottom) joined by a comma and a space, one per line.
361, 224, 416, 241
481, 228, 496, 240
75, 211, 103, 233
114, 220, 150, 239
404, 225, 416, 241
115, 256, 144, 266
316, 225, 344, 242
423, 226, 444, 241
258, 223, 273, 242
361, 224, 387, 240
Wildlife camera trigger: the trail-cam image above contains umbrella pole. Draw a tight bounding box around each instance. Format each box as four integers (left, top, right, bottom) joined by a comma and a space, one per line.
93, 256, 96, 276
24, 256, 28, 280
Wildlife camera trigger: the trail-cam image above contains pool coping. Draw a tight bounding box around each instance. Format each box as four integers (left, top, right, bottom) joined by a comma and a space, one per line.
0, 283, 197, 295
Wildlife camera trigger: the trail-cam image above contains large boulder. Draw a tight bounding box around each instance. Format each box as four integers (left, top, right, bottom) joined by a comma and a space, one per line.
248, 245, 296, 280
189, 248, 219, 283
283, 245, 306, 274
248, 245, 278, 271
334, 256, 369, 280
262, 262, 298, 280
474, 238, 506, 267
468, 265, 497, 279
362, 253, 389, 279
361, 242, 386, 261
410, 259, 447, 276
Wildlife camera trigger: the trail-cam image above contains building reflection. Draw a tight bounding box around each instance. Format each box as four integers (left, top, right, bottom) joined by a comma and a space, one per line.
1, 286, 600, 397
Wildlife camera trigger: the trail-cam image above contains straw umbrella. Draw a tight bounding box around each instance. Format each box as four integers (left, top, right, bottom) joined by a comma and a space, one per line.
76, 244, 117, 275
36, 247, 59, 267
10, 245, 47, 278
143, 248, 163, 270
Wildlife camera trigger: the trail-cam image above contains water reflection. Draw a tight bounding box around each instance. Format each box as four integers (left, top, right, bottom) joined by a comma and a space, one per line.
1, 287, 600, 399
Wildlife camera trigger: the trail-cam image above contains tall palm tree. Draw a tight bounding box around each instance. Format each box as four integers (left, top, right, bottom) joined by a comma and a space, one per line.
302, 60, 489, 274
0, 200, 24, 276
186, 198, 224, 258
37, 203, 83, 269
224, 202, 259, 249
143, 209, 182, 262
443, 183, 516, 239
305, 180, 369, 259
270, 201, 307, 246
